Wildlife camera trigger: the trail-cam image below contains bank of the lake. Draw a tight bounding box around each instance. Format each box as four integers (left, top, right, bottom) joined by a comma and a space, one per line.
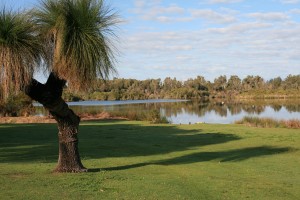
33, 99, 300, 124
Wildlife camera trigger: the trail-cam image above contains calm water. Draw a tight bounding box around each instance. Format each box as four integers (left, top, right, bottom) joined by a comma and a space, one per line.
34, 99, 300, 124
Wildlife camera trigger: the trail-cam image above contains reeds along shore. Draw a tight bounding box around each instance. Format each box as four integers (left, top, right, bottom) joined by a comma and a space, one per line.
235, 116, 300, 129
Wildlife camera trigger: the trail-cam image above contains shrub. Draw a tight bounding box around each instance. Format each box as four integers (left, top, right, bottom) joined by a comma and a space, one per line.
0, 94, 34, 117
235, 116, 300, 129
283, 119, 300, 129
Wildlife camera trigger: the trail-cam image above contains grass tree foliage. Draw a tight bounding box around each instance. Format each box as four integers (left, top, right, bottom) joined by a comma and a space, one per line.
33, 0, 117, 91
0, 9, 43, 100
0, 0, 118, 172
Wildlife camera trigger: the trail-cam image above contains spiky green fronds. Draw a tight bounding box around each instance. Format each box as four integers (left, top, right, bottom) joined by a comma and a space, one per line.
34, 0, 119, 91
0, 9, 43, 101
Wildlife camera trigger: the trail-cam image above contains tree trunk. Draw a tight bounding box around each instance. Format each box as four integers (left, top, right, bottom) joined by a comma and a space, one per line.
25, 73, 87, 173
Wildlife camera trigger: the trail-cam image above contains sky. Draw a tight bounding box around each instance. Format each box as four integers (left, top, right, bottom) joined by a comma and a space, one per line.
1, 0, 300, 82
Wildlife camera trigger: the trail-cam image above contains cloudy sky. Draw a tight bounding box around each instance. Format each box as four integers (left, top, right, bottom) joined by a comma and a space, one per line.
2, 0, 300, 81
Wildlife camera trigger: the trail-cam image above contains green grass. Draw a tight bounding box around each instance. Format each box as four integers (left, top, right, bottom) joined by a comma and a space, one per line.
0, 121, 299, 200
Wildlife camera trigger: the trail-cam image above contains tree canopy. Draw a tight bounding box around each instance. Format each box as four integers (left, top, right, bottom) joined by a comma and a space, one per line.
33, 0, 118, 91
0, 9, 43, 100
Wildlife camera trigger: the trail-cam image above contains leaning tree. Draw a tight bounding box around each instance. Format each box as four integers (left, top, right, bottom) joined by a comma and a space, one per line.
0, 0, 118, 172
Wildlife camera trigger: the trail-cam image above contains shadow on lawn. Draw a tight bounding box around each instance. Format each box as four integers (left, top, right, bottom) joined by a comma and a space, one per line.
99, 146, 291, 171
0, 121, 293, 169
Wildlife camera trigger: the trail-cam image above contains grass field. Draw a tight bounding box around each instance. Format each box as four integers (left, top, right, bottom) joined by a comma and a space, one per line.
0, 120, 299, 200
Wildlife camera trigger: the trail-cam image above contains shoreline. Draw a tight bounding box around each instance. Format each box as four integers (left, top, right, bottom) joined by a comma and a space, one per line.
0, 112, 127, 124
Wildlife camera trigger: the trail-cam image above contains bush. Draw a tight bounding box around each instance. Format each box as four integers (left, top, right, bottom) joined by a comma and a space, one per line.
283, 119, 300, 129
62, 92, 83, 102
235, 116, 300, 129
0, 94, 34, 117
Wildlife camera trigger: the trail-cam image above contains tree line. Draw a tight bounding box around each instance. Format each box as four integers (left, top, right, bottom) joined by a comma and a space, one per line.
63, 74, 300, 101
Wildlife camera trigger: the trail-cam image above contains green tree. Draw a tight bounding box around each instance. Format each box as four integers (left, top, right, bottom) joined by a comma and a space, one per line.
283, 74, 300, 89
242, 75, 264, 91
0, 0, 118, 172
268, 77, 282, 90
227, 75, 241, 91
213, 75, 227, 91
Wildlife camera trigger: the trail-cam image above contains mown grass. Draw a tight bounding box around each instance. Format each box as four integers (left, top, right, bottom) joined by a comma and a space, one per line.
0, 121, 299, 199
236, 116, 300, 129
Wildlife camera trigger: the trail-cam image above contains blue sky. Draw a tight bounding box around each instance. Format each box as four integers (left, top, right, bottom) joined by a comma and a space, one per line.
2, 0, 300, 81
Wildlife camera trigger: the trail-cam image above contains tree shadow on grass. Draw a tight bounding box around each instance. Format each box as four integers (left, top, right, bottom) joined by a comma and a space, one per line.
99, 146, 292, 171
0, 121, 294, 169
0, 123, 59, 163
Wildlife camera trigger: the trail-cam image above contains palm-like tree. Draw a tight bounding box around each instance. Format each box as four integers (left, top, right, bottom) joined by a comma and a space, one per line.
33, 0, 117, 90
0, 0, 118, 172
0, 9, 43, 100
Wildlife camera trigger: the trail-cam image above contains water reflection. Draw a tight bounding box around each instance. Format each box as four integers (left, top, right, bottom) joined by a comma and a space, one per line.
34, 99, 300, 124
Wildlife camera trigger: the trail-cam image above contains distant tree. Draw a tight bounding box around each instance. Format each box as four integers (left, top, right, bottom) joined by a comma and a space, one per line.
0, 0, 118, 172
242, 75, 264, 91
163, 77, 181, 91
283, 74, 300, 89
242, 76, 254, 91
184, 76, 208, 91
227, 75, 241, 91
213, 75, 227, 91
149, 79, 161, 96
268, 77, 282, 90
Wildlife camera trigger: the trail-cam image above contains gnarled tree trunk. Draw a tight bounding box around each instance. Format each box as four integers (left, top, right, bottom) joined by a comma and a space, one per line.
25, 73, 87, 173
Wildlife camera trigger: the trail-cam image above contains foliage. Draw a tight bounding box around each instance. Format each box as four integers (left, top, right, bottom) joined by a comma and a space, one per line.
62, 91, 84, 102
32, 0, 119, 91
0, 121, 299, 199
0, 9, 43, 100
235, 116, 300, 129
63, 74, 300, 101
0, 94, 34, 117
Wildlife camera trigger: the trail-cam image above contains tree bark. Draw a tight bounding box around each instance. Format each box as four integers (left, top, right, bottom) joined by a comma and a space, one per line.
25, 73, 87, 173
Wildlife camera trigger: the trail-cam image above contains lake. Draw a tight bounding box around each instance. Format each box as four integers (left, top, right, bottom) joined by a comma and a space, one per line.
34, 99, 300, 124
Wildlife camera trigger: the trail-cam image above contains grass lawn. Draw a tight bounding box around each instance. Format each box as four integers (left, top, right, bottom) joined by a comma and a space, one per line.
0, 120, 299, 200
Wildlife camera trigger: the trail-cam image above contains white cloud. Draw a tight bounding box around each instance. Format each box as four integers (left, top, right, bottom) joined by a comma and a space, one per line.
207, 0, 243, 4
176, 55, 192, 61
118, 19, 300, 80
281, 0, 300, 4
206, 66, 227, 73
206, 22, 272, 34
132, 1, 239, 24
247, 12, 289, 21
133, 0, 161, 8
191, 9, 237, 24
134, 0, 146, 8
161, 5, 185, 14
155, 16, 194, 23
132, 1, 187, 23
120, 0, 300, 80
289, 9, 300, 14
